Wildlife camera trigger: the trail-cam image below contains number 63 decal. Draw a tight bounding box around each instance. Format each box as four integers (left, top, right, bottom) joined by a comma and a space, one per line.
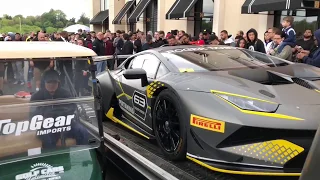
134, 94, 146, 107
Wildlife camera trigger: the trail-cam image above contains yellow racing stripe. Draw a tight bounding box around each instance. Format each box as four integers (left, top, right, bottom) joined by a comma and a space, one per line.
106, 108, 149, 139
212, 91, 303, 121
187, 156, 301, 176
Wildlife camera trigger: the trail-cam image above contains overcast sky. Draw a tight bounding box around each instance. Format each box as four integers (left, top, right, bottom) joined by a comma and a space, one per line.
0, 0, 91, 20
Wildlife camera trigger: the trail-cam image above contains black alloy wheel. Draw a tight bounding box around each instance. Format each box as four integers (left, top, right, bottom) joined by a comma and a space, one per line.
155, 98, 180, 152
153, 89, 187, 160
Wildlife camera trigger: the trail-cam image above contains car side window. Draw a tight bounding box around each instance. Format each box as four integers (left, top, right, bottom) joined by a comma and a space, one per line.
142, 54, 160, 79
129, 56, 145, 69
156, 63, 169, 79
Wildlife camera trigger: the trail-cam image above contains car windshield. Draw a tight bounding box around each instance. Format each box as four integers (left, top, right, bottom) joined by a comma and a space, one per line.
0, 59, 99, 165
162, 49, 291, 72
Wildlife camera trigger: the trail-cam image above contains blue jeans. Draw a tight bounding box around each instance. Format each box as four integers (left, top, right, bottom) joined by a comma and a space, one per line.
96, 62, 107, 75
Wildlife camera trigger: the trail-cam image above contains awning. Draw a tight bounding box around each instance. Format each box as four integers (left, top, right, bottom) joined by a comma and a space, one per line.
112, 1, 136, 24
90, 10, 109, 24
241, 0, 303, 14
166, 0, 199, 19
128, 0, 152, 23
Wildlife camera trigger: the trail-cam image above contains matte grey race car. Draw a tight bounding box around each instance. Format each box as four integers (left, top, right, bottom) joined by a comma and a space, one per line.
97, 45, 320, 176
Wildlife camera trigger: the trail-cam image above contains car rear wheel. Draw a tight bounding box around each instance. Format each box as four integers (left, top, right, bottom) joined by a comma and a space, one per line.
153, 89, 187, 161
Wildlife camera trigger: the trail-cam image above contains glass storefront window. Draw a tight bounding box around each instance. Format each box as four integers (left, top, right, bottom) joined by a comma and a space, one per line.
202, 0, 214, 32
276, 10, 317, 38
203, 0, 214, 17
101, 0, 108, 11
105, 0, 109, 10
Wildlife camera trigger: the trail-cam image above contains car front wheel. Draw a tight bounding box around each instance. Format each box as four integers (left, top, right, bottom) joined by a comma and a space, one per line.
153, 89, 187, 161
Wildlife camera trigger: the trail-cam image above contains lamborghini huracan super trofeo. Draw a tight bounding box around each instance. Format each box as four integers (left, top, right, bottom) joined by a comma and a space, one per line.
97, 45, 320, 176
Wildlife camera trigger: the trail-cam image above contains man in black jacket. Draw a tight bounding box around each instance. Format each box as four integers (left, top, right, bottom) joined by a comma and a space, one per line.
92, 32, 106, 74
132, 32, 142, 53
118, 33, 134, 66
153, 31, 168, 48
30, 69, 89, 148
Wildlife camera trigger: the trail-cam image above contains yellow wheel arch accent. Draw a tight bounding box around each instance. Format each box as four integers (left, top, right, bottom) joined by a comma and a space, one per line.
106, 108, 150, 139
187, 156, 301, 176
147, 81, 165, 98
212, 90, 304, 121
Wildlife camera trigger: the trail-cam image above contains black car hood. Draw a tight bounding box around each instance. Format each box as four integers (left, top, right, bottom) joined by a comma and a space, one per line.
171, 64, 320, 105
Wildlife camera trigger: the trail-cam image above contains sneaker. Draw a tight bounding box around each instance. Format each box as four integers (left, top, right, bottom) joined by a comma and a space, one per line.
13, 81, 18, 85
20, 81, 25, 85
36, 88, 39, 92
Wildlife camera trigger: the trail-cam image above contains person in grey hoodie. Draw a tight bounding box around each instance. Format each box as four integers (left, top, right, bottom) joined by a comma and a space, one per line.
113, 30, 123, 54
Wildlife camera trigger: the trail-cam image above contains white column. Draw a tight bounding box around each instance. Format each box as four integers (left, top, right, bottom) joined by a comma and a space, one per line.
90, 0, 102, 31
212, 0, 226, 35
109, 0, 127, 32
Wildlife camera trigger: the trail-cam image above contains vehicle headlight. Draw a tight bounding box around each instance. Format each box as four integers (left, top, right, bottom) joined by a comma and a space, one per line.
216, 94, 279, 112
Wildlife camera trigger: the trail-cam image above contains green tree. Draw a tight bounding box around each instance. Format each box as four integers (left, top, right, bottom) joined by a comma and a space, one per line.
66, 18, 76, 27
34, 21, 42, 27
0, 9, 90, 34
25, 16, 36, 25
77, 13, 90, 26
46, 27, 58, 34
43, 21, 53, 28
56, 21, 65, 28
3, 14, 12, 20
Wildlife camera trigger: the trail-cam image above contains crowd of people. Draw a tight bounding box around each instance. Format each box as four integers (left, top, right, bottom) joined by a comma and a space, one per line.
1, 15, 320, 96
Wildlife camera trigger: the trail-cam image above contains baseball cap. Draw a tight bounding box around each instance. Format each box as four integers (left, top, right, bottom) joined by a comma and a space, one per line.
43, 70, 60, 83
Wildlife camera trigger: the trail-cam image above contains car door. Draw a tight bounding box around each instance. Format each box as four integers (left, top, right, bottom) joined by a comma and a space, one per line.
114, 55, 144, 118
120, 54, 161, 133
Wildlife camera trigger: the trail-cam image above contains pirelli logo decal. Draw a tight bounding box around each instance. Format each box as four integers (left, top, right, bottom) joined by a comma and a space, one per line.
190, 114, 225, 133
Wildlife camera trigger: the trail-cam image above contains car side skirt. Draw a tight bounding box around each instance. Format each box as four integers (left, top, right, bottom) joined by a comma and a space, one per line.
106, 108, 154, 139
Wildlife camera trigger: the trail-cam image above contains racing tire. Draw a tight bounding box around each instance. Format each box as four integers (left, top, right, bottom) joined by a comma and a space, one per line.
153, 89, 187, 161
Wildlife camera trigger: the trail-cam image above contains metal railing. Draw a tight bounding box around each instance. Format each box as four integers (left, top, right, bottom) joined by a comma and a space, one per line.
93, 55, 132, 62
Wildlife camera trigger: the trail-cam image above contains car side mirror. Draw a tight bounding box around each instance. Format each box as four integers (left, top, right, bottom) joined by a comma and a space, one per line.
123, 68, 148, 87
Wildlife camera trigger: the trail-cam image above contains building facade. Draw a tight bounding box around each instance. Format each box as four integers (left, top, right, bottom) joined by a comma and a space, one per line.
90, 0, 320, 40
